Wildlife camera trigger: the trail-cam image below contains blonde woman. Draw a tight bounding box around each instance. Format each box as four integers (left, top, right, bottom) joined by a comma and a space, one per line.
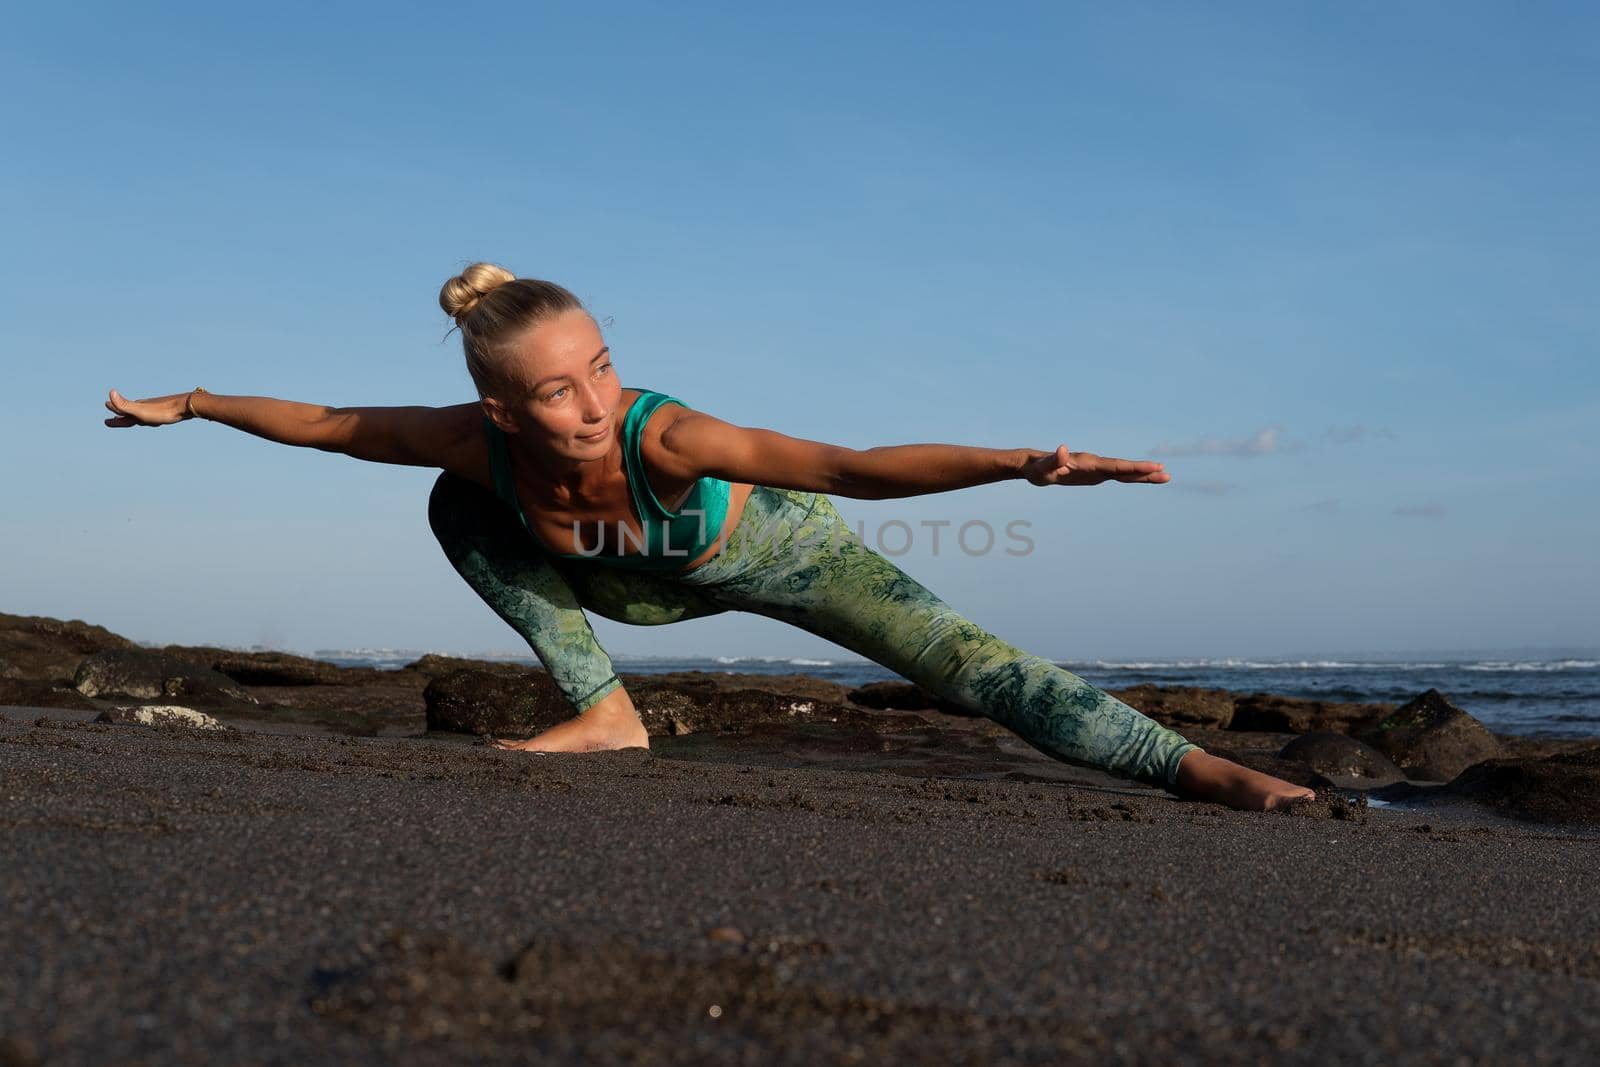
104, 263, 1315, 811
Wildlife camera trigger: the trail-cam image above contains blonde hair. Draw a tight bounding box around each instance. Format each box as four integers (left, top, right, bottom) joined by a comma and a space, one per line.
438, 261, 587, 397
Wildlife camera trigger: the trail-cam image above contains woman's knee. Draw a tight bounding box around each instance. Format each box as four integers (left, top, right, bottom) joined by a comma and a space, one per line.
428, 471, 482, 541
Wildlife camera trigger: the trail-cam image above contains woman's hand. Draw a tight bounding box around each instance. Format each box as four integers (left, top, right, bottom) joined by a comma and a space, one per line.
103, 388, 194, 428
1023, 445, 1170, 487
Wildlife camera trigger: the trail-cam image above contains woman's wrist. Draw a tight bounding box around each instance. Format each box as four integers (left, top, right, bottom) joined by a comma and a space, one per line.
1011, 448, 1049, 478
183, 387, 210, 421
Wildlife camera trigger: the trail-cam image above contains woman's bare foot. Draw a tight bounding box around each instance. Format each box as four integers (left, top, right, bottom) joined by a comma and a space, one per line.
488, 691, 649, 753
1173, 749, 1315, 812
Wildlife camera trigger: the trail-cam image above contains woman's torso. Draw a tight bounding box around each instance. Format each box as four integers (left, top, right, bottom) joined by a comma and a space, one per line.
475, 388, 754, 572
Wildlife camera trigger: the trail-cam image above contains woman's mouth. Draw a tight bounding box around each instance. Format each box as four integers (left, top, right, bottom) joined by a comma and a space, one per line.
576, 425, 610, 442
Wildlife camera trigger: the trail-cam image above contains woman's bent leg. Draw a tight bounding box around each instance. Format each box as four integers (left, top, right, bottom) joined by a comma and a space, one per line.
428, 472, 625, 713
677, 488, 1198, 791
427, 472, 730, 714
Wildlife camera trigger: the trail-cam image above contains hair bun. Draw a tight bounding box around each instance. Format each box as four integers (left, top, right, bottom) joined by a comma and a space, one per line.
439, 262, 517, 324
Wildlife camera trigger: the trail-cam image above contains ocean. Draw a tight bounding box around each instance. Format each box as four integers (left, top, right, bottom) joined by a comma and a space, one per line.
310, 648, 1600, 740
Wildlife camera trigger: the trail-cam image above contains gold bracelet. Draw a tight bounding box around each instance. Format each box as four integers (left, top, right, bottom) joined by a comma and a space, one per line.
184, 386, 209, 420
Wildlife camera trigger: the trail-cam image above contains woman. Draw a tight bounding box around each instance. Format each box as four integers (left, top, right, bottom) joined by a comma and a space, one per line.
104, 263, 1315, 812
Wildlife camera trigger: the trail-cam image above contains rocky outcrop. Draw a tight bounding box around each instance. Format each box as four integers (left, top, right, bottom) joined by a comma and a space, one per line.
0, 677, 99, 710
0, 612, 138, 683
160, 645, 389, 687
1426, 746, 1600, 825
1278, 732, 1404, 782
641, 671, 852, 706
846, 681, 972, 716
1229, 694, 1393, 734
404, 654, 533, 680
1109, 685, 1236, 730
73, 649, 256, 707
423, 670, 569, 736
425, 670, 920, 739
94, 704, 235, 732
1355, 689, 1500, 782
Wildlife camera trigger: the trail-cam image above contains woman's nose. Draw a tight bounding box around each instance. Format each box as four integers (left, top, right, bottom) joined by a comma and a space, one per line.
578, 382, 608, 421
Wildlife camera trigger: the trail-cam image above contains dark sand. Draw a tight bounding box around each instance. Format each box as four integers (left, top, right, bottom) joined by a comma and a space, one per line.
3, 704, 1598, 1065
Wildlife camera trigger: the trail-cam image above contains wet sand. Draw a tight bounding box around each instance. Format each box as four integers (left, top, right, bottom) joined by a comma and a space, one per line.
4, 703, 1599, 1065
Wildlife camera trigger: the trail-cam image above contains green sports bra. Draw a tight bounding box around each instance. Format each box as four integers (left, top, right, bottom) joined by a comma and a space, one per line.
482, 388, 732, 571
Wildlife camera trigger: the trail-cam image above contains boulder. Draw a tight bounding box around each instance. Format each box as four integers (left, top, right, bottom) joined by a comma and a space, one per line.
94, 704, 234, 732
1108, 685, 1235, 730
1355, 689, 1500, 782
73, 649, 256, 706
1278, 732, 1404, 782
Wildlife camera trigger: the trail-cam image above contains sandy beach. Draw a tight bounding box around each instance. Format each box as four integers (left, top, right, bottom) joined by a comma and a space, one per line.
4, 613, 1600, 1064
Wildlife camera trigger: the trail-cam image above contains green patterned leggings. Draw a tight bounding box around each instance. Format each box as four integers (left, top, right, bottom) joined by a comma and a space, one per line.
427, 474, 1198, 791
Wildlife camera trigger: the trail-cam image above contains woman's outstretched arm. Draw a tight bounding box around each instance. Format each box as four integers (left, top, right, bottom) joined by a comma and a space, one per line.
651, 408, 1170, 499
103, 388, 483, 470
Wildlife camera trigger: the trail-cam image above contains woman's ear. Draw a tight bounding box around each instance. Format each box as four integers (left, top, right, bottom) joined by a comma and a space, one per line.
481, 395, 518, 433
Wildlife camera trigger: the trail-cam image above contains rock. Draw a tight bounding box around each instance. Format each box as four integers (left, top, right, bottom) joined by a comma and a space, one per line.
73, 649, 256, 706
1355, 689, 1500, 782
1229, 693, 1394, 734
0, 612, 138, 683
159, 645, 387, 687
1278, 732, 1404, 782
94, 705, 234, 732
425, 670, 921, 739
634, 670, 852, 706
0, 678, 99, 710
1429, 747, 1600, 825
1107, 685, 1235, 730
846, 681, 972, 716
423, 670, 568, 735
404, 654, 533, 680
631, 683, 897, 736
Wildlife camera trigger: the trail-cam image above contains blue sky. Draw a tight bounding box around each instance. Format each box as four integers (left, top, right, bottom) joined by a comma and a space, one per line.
3, 1, 1596, 662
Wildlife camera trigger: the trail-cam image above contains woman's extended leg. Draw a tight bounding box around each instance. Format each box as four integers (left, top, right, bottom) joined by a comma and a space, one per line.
676, 487, 1314, 809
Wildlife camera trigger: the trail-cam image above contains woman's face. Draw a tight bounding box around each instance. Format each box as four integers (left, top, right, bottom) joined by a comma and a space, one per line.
491, 308, 622, 460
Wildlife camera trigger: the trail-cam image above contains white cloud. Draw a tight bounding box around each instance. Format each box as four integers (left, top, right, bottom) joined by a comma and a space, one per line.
1150, 426, 1299, 458
1323, 424, 1396, 445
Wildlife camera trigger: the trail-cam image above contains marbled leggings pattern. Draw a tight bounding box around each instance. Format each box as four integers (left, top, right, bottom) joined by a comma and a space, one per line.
427, 474, 1199, 790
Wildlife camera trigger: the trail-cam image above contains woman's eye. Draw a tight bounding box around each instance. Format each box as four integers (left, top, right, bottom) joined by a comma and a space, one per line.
548, 387, 567, 401
595, 362, 613, 376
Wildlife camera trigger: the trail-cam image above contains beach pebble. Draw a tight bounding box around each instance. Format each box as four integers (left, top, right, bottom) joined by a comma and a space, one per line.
1278, 732, 1404, 781
94, 705, 233, 732
73, 649, 255, 706
1355, 689, 1500, 781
